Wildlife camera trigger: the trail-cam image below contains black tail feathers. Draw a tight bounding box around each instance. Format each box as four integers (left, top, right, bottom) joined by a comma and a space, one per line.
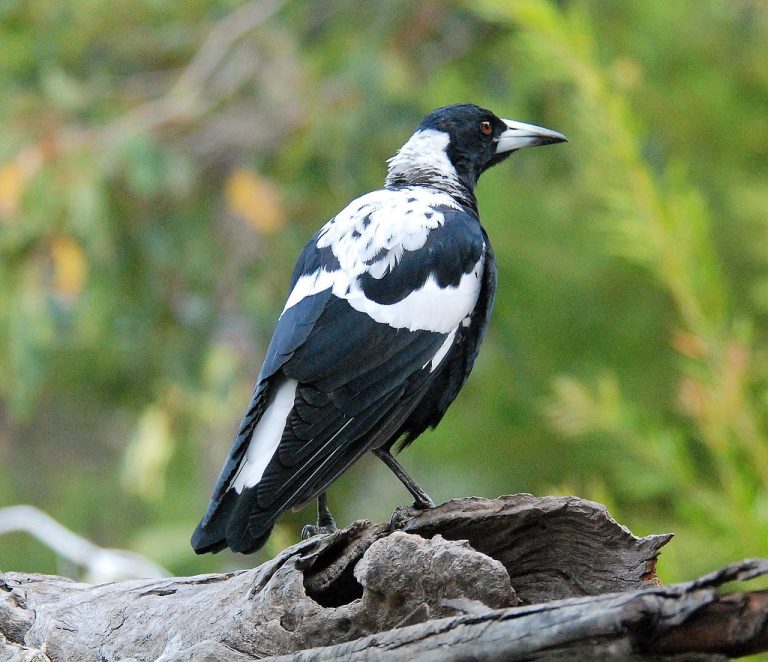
191, 487, 274, 555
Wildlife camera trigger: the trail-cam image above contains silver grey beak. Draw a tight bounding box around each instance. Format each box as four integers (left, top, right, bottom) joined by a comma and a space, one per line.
496, 119, 567, 154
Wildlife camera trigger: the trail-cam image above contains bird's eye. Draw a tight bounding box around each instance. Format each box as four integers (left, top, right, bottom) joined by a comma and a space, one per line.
480, 120, 493, 136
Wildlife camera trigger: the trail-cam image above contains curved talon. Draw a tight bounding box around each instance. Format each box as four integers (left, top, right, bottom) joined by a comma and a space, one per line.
388, 510, 403, 531
301, 522, 338, 540
301, 524, 319, 540
389, 498, 436, 531
302, 493, 338, 540
389, 506, 414, 531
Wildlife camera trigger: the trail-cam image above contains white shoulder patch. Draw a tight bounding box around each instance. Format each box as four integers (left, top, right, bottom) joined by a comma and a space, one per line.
280, 187, 480, 333
282, 268, 336, 312
315, 188, 458, 271
345, 257, 484, 333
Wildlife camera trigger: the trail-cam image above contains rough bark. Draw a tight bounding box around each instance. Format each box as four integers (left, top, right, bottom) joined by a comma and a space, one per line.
1, 494, 766, 661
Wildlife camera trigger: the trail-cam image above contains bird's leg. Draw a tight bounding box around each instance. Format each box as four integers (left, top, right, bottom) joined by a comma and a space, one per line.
316, 492, 337, 529
301, 492, 338, 540
373, 448, 436, 510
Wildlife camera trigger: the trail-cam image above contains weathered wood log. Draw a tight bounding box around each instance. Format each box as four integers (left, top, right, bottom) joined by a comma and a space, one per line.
269, 560, 768, 661
1, 494, 766, 661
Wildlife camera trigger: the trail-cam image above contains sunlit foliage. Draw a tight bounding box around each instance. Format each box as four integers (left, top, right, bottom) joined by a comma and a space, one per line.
1, 0, 767, 581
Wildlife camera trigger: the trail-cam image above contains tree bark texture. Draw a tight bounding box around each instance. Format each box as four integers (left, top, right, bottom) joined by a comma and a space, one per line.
1, 494, 766, 661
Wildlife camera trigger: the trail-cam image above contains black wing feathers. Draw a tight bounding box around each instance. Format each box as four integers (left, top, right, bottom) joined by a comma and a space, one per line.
192, 382, 268, 530
288, 231, 340, 286
285, 297, 443, 409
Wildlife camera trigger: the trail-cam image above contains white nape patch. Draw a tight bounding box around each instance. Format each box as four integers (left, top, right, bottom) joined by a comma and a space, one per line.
231, 379, 298, 493
427, 328, 457, 372
385, 129, 458, 189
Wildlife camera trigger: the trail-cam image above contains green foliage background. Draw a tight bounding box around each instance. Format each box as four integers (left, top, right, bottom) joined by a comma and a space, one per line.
2, 0, 768, 582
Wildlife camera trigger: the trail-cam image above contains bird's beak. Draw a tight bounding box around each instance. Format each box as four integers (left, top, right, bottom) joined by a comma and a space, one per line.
495, 119, 568, 154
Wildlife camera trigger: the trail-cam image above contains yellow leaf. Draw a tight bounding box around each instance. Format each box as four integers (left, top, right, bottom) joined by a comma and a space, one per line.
0, 162, 26, 219
0, 146, 43, 221
225, 169, 285, 234
51, 236, 88, 298
122, 406, 174, 501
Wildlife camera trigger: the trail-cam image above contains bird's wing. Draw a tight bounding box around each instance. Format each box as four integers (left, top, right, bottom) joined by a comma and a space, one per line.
192, 194, 487, 553
394, 229, 497, 448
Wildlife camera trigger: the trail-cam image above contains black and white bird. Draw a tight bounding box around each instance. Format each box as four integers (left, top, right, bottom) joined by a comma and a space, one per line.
192, 104, 566, 554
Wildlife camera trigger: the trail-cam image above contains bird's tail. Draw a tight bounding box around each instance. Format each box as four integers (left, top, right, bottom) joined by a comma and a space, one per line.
190, 489, 234, 554
191, 488, 273, 554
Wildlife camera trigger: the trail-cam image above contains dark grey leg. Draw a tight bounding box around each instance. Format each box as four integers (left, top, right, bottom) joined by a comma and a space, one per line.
316, 492, 337, 529
373, 448, 435, 509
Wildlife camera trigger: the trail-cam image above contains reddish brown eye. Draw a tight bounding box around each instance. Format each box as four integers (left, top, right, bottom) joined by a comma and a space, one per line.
480, 120, 493, 136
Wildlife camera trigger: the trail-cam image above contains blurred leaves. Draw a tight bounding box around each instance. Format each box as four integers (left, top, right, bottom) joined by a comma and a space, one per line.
50, 236, 87, 299
225, 169, 285, 234
122, 405, 174, 502
0, 147, 42, 221
1, 0, 767, 583
480, 0, 768, 579
0, 162, 25, 219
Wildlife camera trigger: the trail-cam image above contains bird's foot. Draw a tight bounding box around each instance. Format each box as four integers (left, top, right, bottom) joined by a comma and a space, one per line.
388, 506, 413, 531
302, 492, 338, 540
388, 498, 435, 531
301, 520, 338, 540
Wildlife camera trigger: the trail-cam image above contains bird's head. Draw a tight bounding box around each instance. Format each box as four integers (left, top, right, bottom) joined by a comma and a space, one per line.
386, 103, 567, 208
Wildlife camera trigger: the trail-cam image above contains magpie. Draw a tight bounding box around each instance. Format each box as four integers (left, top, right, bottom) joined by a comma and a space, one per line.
192, 103, 566, 554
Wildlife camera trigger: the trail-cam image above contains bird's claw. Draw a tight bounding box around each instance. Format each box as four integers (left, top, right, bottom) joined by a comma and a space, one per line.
388, 499, 434, 531
301, 521, 338, 540
388, 506, 413, 531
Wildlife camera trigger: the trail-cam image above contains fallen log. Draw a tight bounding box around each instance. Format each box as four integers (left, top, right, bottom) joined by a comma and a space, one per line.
1, 494, 766, 661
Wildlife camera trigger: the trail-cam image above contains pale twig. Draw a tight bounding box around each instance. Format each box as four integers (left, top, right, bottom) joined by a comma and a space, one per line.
172, 0, 288, 97
42, 0, 289, 159
0, 505, 169, 582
